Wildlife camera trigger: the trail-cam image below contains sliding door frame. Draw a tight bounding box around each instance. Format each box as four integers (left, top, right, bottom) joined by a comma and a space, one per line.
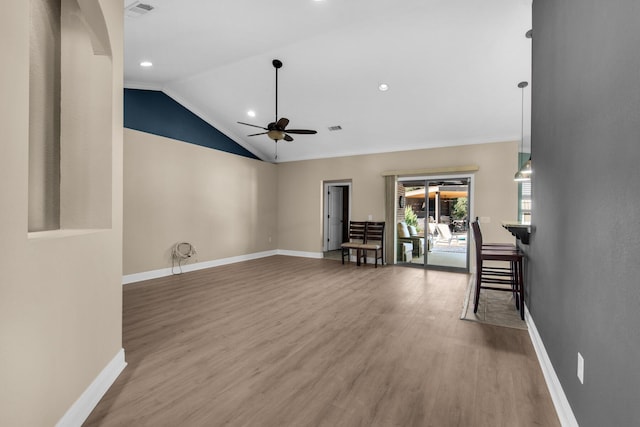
397, 173, 475, 272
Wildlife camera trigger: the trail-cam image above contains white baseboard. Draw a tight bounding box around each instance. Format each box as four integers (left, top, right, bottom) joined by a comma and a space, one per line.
525, 306, 579, 427
56, 348, 127, 427
122, 250, 324, 285
122, 267, 174, 284
276, 249, 323, 259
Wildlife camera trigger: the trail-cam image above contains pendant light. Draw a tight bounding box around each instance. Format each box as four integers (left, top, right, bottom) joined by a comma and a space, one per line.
514, 81, 531, 182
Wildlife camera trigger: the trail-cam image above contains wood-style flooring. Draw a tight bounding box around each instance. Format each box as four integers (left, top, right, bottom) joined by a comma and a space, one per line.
84, 256, 559, 427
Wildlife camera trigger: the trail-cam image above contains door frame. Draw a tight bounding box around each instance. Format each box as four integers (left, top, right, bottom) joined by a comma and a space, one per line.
322, 181, 352, 252
396, 173, 475, 272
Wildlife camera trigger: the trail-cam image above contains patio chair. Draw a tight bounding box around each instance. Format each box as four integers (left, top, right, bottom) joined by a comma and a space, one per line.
424, 223, 438, 251
397, 222, 423, 256
434, 223, 458, 246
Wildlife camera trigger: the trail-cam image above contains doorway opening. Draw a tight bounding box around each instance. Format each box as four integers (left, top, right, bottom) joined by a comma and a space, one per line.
323, 181, 351, 260
396, 176, 471, 272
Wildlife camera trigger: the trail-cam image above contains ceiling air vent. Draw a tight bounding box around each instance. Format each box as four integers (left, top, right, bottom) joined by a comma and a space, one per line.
328, 125, 342, 131
126, 2, 155, 18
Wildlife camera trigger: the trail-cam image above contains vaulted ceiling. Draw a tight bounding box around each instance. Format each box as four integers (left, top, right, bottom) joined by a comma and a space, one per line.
124, 0, 532, 163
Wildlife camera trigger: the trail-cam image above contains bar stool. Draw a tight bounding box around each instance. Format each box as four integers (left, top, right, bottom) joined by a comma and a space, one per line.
471, 221, 524, 320
474, 217, 517, 251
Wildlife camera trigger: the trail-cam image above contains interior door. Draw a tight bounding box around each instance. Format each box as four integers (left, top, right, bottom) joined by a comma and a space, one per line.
327, 186, 344, 251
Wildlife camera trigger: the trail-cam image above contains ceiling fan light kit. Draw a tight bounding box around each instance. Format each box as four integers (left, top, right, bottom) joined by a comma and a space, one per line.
267, 130, 285, 141
237, 59, 317, 160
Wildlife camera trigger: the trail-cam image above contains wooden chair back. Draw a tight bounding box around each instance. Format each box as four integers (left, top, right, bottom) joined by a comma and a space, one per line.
364, 222, 385, 244
361, 222, 385, 267
348, 221, 367, 242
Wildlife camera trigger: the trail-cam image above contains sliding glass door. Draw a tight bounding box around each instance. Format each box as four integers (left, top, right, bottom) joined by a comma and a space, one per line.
397, 177, 470, 272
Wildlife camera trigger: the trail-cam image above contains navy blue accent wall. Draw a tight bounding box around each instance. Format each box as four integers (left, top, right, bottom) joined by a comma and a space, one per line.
124, 88, 259, 160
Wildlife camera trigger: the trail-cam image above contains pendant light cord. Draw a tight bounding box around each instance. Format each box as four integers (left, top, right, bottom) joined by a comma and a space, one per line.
521, 85, 524, 155
517, 81, 528, 157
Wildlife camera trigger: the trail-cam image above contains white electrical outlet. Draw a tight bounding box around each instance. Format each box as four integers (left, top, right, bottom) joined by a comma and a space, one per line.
368, 214, 373, 221
577, 352, 584, 384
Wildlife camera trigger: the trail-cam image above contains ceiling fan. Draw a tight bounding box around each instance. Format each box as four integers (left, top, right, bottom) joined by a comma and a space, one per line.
238, 59, 317, 159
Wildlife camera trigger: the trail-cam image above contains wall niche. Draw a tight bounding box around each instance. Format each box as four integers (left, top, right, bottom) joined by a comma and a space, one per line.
29, 0, 113, 233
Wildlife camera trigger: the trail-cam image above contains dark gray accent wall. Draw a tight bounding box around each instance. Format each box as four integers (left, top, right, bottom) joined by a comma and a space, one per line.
530, 1, 640, 425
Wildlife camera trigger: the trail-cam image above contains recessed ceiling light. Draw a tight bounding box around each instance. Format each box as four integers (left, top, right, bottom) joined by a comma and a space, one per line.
378, 83, 389, 91
247, 110, 256, 118
140, 61, 153, 67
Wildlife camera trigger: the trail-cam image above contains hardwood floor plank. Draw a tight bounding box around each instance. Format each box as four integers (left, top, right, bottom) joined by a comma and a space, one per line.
84, 256, 559, 426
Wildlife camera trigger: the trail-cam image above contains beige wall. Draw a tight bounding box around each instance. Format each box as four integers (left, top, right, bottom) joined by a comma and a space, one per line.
124, 138, 517, 275
277, 141, 519, 253
123, 129, 278, 275
0, 1, 123, 425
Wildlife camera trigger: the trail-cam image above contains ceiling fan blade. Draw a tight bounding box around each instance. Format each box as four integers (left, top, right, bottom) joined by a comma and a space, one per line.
247, 132, 268, 137
285, 129, 317, 135
284, 134, 294, 142
238, 121, 268, 130
276, 117, 289, 129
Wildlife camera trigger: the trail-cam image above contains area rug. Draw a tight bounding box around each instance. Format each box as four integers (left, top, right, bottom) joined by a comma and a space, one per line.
460, 276, 527, 330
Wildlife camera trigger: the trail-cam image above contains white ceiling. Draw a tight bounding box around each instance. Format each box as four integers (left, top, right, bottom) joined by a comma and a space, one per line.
124, 0, 532, 163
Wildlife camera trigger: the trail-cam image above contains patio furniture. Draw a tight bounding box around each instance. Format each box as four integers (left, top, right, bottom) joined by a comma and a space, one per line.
398, 241, 413, 262
434, 223, 459, 245
397, 222, 424, 256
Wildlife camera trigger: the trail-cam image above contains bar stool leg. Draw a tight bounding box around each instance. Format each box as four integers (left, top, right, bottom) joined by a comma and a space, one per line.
511, 260, 519, 309
518, 258, 525, 320
474, 260, 482, 313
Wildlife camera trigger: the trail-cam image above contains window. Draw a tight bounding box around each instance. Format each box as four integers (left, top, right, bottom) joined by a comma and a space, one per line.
520, 180, 532, 224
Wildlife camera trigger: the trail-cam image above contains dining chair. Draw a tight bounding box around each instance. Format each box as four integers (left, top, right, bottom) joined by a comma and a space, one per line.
341, 221, 367, 265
